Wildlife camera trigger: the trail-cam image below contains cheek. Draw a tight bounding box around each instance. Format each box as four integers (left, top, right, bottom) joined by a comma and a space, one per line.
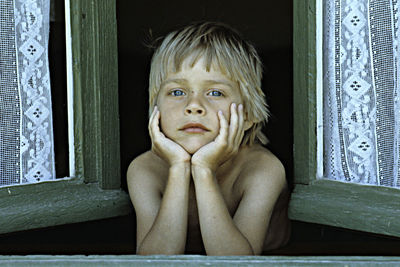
160, 116, 174, 135
158, 109, 173, 134
216, 103, 232, 122
158, 109, 183, 137
209, 100, 231, 114
159, 115, 167, 132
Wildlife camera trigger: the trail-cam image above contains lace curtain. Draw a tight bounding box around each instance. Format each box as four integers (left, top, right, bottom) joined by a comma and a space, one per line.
0, 0, 55, 187
324, 0, 400, 188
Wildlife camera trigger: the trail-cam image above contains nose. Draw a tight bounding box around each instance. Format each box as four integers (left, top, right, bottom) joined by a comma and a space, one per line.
185, 96, 205, 116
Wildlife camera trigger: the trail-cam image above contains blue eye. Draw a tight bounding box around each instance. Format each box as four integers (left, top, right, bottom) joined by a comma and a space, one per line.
208, 90, 223, 97
170, 89, 185, 96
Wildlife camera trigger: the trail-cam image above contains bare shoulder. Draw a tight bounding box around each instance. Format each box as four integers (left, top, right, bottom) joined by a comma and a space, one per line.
237, 145, 286, 192
230, 145, 290, 253
126, 151, 168, 197
127, 150, 165, 175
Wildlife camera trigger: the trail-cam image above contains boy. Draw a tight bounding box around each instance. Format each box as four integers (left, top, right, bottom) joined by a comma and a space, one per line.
127, 21, 290, 255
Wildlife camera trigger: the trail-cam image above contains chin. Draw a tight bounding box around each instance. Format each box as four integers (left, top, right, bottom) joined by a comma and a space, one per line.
183, 145, 202, 155
180, 141, 207, 155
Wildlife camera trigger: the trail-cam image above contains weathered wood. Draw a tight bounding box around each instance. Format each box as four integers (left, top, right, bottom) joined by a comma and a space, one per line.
0, 255, 399, 267
0, 183, 132, 234
291, 0, 400, 239
289, 180, 400, 237
0, 179, 80, 198
293, 0, 318, 185
70, 0, 84, 181
70, 0, 121, 188
0, 0, 126, 235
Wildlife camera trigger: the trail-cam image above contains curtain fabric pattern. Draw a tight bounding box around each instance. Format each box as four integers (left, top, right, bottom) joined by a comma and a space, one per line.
0, 0, 55, 187
324, 0, 400, 188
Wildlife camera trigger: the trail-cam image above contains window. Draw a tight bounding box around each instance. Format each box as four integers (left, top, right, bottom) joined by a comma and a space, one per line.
0, 0, 131, 235
289, 0, 400, 237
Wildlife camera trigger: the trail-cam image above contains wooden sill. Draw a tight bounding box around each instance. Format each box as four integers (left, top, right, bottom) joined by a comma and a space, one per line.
289, 180, 400, 238
0, 181, 132, 234
0, 255, 399, 266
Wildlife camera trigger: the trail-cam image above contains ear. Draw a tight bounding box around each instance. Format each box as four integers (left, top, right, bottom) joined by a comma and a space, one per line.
244, 120, 253, 131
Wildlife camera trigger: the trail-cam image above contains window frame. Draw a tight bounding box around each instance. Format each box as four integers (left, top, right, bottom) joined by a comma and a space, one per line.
289, 0, 400, 238
0, 0, 131, 235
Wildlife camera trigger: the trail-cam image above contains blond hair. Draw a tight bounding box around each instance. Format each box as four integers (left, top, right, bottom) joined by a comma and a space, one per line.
148, 21, 269, 145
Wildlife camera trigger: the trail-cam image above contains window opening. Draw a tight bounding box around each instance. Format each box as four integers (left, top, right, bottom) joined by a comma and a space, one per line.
49, 0, 70, 178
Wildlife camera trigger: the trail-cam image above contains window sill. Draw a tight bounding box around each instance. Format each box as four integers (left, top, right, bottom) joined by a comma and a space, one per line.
0, 181, 132, 234
289, 180, 400, 237
0, 255, 399, 266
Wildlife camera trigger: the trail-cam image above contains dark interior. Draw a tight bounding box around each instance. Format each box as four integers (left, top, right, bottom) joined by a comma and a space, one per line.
0, 0, 399, 256
118, 0, 294, 191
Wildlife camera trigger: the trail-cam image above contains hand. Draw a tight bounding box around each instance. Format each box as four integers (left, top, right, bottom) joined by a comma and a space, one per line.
191, 103, 245, 173
149, 106, 191, 166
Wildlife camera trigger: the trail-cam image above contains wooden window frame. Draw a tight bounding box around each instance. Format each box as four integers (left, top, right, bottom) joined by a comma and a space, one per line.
289, 0, 400, 238
2, 0, 400, 263
0, 0, 131, 235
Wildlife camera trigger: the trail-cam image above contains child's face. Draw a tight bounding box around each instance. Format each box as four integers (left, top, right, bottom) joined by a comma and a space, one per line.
156, 56, 245, 154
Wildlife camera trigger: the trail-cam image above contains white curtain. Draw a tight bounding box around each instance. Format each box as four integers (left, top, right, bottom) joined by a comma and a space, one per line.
324, 0, 400, 188
0, 0, 55, 187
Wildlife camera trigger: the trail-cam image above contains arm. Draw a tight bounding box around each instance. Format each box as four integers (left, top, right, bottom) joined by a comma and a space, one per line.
232, 154, 287, 254
192, 152, 287, 255
127, 107, 191, 255
128, 161, 191, 255
192, 166, 254, 255
191, 103, 252, 255
191, 103, 287, 255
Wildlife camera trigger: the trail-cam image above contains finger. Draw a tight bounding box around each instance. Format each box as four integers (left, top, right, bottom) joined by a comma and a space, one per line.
234, 104, 245, 145
148, 108, 158, 152
148, 107, 157, 139
150, 108, 166, 156
228, 103, 239, 145
148, 106, 157, 128
148, 107, 157, 136
216, 110, 228, 144
149, 107, 161, 141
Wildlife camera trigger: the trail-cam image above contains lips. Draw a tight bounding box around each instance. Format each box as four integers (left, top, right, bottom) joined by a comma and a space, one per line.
180, 123, 210, 133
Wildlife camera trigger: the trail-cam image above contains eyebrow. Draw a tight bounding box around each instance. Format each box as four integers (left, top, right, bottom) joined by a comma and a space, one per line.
161, 78, 188, 88
203, 79, 234, 88
161, 78, 234, 88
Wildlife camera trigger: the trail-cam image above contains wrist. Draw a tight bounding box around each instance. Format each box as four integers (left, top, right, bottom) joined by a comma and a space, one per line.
191, 164, 215, 182
168, 156, 191, 166
166, 163, 191, 188
191, 158, 217, 172
170, 162, 191, 176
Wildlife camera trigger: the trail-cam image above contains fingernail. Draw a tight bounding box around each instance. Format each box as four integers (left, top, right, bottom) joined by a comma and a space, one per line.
239, 104, 243, 110
232, 103, 236, 108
